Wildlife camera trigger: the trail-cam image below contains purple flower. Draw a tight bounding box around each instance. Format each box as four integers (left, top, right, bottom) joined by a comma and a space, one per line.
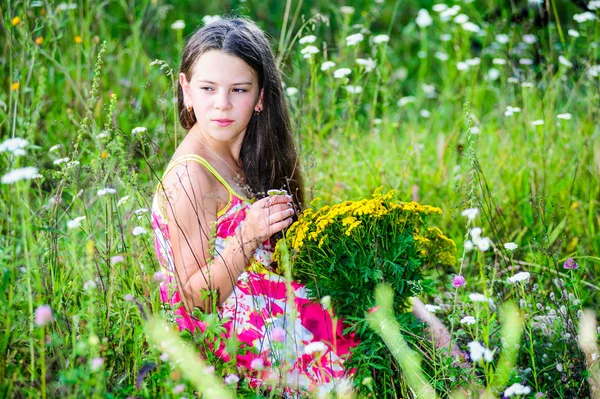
564, 257, 579, 270
452, 275, 466, 288
271, 327, 286, 343
34, 305, 54, 326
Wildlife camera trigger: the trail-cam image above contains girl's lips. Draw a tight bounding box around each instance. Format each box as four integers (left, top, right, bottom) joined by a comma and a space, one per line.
212, 119, 233, 127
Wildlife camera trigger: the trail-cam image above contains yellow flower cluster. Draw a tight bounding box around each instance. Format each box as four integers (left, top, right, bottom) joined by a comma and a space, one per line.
281, 189, 447, 253
413, 227, 457, 267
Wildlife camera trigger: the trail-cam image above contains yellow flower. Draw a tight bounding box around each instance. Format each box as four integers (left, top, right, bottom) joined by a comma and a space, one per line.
75, 35, 82, 44
11, 16, 21, 26
11, 82, 20, 91
100, 151, 108, 159
35, 37, 43, 45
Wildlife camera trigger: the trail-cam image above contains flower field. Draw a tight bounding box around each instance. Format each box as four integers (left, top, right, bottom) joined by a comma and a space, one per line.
1, 0, 599, 398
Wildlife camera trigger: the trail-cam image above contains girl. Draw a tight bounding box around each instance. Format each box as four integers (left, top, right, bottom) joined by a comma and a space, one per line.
151, 17, 457, 396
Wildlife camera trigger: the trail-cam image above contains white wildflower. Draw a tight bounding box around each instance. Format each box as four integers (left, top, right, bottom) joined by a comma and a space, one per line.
557, 113, 572, 120
97, 188, 117, 196
67, 216, 86, 229
460, 316, 477, 325
470, 227, 482, 240
320, 61, 336, 71
299, 35, 317, 44
1, 167, 39, 184
522, 34, 537, 44
57, 3, 77, 11
286, 87, 299, 96
573, 12, 596, 23
333, 68, 352, 79
0, 137, 29, 154
505, 106, 522, 116
465, 57, 481, 66
589, 1, 600, 10
398, 96, 415, 107
568, 29, 580, 38
117, 195, 130, 206
345, 85, 363, 94
469, 293, 489, 303
464, 240, 474, 252
495, 34, 510, 44
559, 55, 573, 68
461, 208, 479, 220
170, 20, 185, 30
134, 208, 148, 215
435, 51, 449, 61
416, 9, 433, 28
202, 15, 222, 25
432, 3, 448, 12
356, 58, 376, 72
588, 65, 600, 77
492, 58, 507, 65
440, 33, 452, 41
475, 236, 492, 251
519, 58, 534, 65
53, 157, 69, 165
457, 61, 469, 71
372, 34, 390, 44
507, 271, 531, 284
345, 33, 364, 46
131, 126, 147, 135
424, 304, 441, 313
521, 82, 534, 88
48, 144, 62, 152
531, 119, 544, 125
96, 132, 109, 139
420, 109, 431, 118
488, 68, 501, 80
462, 22, 481, 33
453, 14, 469, 24
504, 383, 532, 397
300, 45, 319, 59
132, 226, 148, 236
340, 6, 355, 15
468, 341, 494, 362
504, 242, 518, 251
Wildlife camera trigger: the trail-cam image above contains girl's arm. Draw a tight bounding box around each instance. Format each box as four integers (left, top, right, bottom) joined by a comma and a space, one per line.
411, 297, 462, 358
163, 163, 294, 313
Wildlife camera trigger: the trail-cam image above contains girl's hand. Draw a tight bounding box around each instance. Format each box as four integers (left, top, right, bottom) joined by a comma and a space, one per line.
241, 195, 295, 245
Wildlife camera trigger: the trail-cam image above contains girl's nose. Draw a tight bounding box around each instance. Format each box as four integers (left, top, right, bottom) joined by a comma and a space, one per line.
215, 92, 232, 111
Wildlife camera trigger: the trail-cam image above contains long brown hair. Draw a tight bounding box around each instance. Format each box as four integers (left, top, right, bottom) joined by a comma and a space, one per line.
177, 18, 305, 212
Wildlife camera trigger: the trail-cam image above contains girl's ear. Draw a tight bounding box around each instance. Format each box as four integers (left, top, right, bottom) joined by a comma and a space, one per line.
254, 88, 264, 112
179, 73, 191, 105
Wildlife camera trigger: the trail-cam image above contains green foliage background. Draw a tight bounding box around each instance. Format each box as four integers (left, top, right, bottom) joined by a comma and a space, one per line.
1, 0, 599, 397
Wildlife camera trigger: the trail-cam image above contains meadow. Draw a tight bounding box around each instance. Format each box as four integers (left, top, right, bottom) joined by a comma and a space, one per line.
1, 0, 599, 397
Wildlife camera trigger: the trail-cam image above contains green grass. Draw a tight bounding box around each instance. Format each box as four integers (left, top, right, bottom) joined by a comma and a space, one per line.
1, 0, 599, 397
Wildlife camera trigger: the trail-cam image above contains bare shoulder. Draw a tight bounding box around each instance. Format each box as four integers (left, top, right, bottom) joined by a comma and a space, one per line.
160, 158, 225, 216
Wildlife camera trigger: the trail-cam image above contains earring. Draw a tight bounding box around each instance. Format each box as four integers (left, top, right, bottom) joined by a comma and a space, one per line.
187, 105, 193, 113
254, 109, 261, 116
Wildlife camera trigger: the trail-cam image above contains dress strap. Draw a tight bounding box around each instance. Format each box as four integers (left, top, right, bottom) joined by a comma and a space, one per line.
159, 154, 253, 218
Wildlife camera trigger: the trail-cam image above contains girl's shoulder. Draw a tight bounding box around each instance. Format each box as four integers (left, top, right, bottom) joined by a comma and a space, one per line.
159, 152, 230, 213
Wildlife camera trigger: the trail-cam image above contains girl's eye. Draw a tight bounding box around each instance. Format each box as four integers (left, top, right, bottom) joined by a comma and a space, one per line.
233, 88, 247, 93
200, 87, 214, 91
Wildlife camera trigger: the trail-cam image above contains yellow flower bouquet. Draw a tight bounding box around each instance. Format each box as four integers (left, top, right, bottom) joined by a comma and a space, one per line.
274, 188, 456, 394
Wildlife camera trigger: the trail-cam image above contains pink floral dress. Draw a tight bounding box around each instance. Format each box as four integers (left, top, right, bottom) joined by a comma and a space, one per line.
151, 154, 358, 396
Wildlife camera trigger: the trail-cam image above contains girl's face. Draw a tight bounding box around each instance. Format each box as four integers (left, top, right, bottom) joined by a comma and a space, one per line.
180, 50, 263, 144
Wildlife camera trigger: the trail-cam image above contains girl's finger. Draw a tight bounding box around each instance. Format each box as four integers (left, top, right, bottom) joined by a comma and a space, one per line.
269, 217, 294, 234
269, 209, 295, 225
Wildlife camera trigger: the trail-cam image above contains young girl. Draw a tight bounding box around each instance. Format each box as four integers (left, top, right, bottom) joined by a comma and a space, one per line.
151, 17, 457, 396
